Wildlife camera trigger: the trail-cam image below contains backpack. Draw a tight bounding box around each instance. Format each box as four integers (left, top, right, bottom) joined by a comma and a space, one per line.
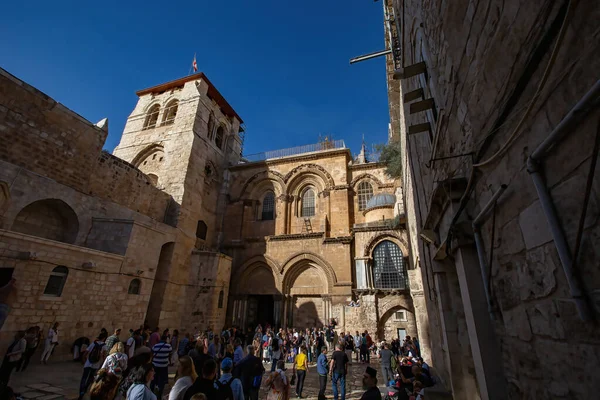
216, 377, 235, 400
272, 338, 279, 352
88, 341, 103, 364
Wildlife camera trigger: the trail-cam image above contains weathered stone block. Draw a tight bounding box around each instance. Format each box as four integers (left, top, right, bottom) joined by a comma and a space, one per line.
518, 201, 553, 250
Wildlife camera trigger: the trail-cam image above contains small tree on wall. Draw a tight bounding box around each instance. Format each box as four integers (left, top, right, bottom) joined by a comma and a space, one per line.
376, 139, 403, 179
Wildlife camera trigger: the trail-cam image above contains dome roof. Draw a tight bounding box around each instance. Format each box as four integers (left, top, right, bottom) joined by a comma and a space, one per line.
365, 193, 396, 210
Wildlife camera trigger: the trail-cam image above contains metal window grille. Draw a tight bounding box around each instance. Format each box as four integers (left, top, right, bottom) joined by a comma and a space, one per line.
43, 266, 68, 296
357, 181, 374, 211
373, 241, 407, 289
162, 100, 178, 125
143, 105, 160, 130
262, 192, 275, 220
301, 189, 316, 217
128, 279, 141, 295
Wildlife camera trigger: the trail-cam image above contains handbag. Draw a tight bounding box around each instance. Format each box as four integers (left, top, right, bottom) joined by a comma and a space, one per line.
290, 374, 296, 385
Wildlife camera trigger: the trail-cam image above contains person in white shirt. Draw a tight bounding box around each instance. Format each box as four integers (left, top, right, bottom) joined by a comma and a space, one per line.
126, 330, 140, 359
41, 322, 59, 364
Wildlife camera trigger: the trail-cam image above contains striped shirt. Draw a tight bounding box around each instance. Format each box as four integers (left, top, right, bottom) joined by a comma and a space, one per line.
152, 341, 172, 368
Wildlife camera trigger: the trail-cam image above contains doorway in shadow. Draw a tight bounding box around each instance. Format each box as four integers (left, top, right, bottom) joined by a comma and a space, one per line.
248, 295, 275, 327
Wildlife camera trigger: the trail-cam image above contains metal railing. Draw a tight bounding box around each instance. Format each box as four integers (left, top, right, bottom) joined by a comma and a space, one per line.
241, 139, 346, 163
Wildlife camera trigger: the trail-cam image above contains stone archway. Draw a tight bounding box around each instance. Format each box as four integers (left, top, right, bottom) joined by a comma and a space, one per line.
281, 254, 335, 328
11, 198, 79, 244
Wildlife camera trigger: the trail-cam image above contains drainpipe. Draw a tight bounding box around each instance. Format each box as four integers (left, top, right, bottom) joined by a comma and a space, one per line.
472, 184, 507, 319
526, 79, 600, 322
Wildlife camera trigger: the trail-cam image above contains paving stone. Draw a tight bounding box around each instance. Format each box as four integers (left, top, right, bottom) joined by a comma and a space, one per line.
20, 392, 46, 399
37, 395, 63, 400
26, 384, 51, 390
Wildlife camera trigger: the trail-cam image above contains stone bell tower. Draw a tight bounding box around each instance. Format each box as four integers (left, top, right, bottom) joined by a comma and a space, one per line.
113, 73, 244, 331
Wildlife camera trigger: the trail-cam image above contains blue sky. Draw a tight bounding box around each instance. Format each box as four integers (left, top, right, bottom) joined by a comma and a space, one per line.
1, 0, 389, 156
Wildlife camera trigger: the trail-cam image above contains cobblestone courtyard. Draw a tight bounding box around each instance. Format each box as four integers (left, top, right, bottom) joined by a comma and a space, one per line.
8, 358, 384, 400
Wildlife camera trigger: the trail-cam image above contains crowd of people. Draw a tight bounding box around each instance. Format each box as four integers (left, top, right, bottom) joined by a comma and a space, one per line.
0, 319, 432, 400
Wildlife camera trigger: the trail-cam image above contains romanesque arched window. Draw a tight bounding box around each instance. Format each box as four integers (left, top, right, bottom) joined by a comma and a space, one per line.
215, 126, 224, 149
262, 192, 275, 220
128, 278, 141, 295
357, 181, 374, 211
143, 105, 160, 130
162, 100, 179, 125
196, 220, 208, 240
301, 188, 316, 217
43, 266, 69, 297
372, 240, 406, 289
207, 114, 216, 140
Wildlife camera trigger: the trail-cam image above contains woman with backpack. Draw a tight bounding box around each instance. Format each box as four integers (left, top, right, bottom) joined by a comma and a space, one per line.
78, 331, 108, 400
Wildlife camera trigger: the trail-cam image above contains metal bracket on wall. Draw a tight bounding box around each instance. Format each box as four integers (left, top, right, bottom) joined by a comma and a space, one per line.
410, 98, 436, 114
393, 61, 427, 80
408, 123, 431, 135
403, 88, 424, 103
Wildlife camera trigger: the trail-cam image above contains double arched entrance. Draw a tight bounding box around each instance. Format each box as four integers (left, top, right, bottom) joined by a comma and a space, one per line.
229, 254, 335, 329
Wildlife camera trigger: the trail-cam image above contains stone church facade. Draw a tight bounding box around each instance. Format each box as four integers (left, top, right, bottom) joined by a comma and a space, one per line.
0, 68, 423, 358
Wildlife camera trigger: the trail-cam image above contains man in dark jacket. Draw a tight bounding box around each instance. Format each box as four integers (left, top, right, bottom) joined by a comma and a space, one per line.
234, 345, 265, 400
184, 358, 218, 400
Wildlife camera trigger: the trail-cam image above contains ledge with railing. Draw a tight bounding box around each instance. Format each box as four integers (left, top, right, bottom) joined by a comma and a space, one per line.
240, 139, 346, 163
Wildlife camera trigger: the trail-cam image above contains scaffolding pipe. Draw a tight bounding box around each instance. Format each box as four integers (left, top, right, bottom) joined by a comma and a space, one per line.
526, 79, 600, 322
349, 49, 392, 64
472, 184, 507, 319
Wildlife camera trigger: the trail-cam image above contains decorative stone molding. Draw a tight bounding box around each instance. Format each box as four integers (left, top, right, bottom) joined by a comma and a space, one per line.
350, 173, 384, 188
238, 170, 286, 200
268, 232, 324, 241
323, 236, 353, 244
284, 163, 335, 188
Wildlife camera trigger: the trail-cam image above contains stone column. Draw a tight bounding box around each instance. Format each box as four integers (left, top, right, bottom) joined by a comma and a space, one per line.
355, 258, 369, 289
454, 245, 507, 400
273, 295, 283, 329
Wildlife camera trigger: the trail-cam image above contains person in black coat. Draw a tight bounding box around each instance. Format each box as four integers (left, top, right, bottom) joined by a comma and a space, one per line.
233, 345, 265, 400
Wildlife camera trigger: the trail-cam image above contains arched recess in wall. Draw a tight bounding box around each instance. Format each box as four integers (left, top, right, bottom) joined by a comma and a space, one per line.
233, 255, 283, 294
363, 233, 409, 259
162, 99, 179, 125
235, 263, 279, 295
131, 143, 165, 167
132, 144, 165, 184
239, 170, 286, 201
12, 199, 79, 244
143, 104, 160, 130
376, 304, 415, 340
281, 252, 337, 294
145, 242, 175, 328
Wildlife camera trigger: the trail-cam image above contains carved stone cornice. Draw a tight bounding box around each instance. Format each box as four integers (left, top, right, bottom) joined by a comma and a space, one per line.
323, 236, 353, 244
268, 232, 325, 241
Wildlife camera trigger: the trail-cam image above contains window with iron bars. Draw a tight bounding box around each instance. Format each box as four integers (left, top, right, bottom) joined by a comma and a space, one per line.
301, 188, 315, 217
357, 181, 374, 211
262, 192, 275, 220
373, 240, 407, 289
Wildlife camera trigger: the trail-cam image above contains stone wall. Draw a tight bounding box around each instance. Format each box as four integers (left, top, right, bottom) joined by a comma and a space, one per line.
389, 0, 600, 398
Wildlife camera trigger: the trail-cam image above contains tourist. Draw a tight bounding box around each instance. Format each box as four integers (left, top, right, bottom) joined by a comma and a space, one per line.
190, 394, 207, 400
16, 326, 41, 371
316, 346, 328, 400
148, 327, 160, 347
150, 334, 172, 399
252, 334, 261, 359
379, 343, 394, 386
359, 367, 381, 400
264, 360, 289, 400
89, 368, 119, 400
170, 329, 180, 365
101, 342, 128, 377
189, 342, 211, 375
127, 364, 157, 400
183, 358, 218, 400
41, 322, 59, 364
270, 333, 283, 372
292, 345, 309, 398
72, 336, 90, 362
0, 331, 26, 385
329, 343, 349, 400
365, 332, 373, 362
225, 343, 235, 361
235, 345, 265, 400
353, 332, 361, 363
78, 331, 108, 400
169, 355, 197, 400
126, 330, 140, 359
233, 338, 244, 365
105, 328, 121, 352
179, 333, 191, 358
208, 335, 221, 360
217, 357, 244, 400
